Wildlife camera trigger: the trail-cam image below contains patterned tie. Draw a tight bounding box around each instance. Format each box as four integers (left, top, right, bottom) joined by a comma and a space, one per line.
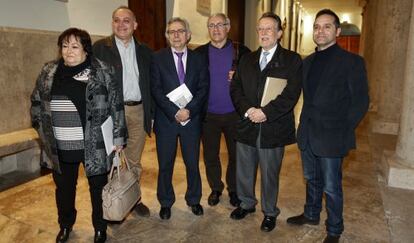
260, 51, 270, 71
175, 52, 185, 84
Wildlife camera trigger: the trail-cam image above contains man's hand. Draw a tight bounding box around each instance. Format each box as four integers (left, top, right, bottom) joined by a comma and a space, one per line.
247, 108, 267, 123
175, 108, 190, 123
228, 70, 235, 81
113, 145, 123, 153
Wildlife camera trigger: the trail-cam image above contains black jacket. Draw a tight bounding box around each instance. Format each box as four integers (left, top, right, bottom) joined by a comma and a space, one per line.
230, 45, 302, 148
297, 44, 369, 157
92, 36, 154, 135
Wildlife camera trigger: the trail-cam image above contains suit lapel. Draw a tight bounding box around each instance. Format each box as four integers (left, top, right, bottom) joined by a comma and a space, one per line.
134, 39, 146, 89
253, 48, 261, 73
303, 54, 315, 97
185, 50, 193, 85
108, 36, 122, 65
265, 45, 282, 71
166, 48, 181, 86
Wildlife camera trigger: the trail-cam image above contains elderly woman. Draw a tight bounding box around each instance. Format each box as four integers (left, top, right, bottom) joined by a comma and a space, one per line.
31, 28, 126, 243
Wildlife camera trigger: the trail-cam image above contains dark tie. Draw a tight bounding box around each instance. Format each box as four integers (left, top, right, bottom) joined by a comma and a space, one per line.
175, 52, 185, 84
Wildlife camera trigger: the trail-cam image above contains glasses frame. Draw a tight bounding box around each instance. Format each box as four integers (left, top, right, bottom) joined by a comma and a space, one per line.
207, 23, 229, 29
167, 29, 187, 35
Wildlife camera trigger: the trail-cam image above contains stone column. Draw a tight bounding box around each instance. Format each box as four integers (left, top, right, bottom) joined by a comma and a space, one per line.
381, 1, 414, 190
360, 0, 378, 111
370, 0, 412, 135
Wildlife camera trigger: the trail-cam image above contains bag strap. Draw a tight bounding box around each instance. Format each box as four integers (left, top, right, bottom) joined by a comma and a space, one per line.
109, 152, 121, 180
108, 150, 134, 181
119, 150, 132, 171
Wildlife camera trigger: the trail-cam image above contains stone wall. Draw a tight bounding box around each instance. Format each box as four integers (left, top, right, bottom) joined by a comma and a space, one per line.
0, 27, 103, 134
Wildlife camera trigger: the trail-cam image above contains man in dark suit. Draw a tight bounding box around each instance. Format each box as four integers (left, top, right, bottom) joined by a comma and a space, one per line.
229, 12, 302, 232
286, 9, 369, 243
151, 17, 209, 220
93, 6, 152, 217
195, 13, 250, 207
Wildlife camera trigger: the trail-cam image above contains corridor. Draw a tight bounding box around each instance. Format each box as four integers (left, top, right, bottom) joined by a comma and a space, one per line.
1, 112, 412, 242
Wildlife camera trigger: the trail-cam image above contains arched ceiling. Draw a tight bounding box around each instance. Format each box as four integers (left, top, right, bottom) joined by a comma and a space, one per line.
299, 0, 362, 14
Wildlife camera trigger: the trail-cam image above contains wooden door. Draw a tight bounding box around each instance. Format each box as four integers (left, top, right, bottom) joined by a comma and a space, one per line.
228, 0, 246, 43
337, 36, 360, 54
128, 0, 166, 50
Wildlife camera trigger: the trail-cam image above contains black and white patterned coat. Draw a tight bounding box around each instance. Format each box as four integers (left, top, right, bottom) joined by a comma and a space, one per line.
31, 57, 126, 176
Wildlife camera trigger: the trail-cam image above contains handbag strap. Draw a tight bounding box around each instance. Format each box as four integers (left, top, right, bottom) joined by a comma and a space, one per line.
119, 150, 132, 171
109, 152, 121, 180
108, 150, 133, 181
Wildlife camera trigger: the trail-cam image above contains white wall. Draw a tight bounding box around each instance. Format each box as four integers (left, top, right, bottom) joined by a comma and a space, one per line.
170, 0, 226, 45
0, 0, 127, 35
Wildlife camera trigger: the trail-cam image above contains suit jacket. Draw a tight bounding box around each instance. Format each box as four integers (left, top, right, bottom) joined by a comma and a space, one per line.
297, 44, 369, 157
31, 57, 126, 176
230, 45, 302, 148
150, 47, 209, 135
92, 36, 154, 135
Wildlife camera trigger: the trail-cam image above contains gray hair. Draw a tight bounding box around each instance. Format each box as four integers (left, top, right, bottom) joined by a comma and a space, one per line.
165, 17, 191, 38
207, 13, 231, 26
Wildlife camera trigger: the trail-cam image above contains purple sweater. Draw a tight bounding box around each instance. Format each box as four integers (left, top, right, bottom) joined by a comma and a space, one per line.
208, 42, 235, 114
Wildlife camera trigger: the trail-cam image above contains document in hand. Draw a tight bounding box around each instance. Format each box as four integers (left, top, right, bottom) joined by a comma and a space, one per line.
166, 84, 193, 108
260, 77, 287, 107
101, 116, 114, 155
166, 84, 193, 126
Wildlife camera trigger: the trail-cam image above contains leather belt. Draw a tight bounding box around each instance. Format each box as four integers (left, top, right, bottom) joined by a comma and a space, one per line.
124, 100, 142, 106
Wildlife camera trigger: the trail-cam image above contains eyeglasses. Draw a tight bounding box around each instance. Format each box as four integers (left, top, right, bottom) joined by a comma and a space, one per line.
167, 29, 187, 35
256, 27, 277, 33
207, 23, 228, 29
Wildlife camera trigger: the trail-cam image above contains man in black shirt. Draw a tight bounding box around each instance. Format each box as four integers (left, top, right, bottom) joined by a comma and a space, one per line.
286, 9, 369, 243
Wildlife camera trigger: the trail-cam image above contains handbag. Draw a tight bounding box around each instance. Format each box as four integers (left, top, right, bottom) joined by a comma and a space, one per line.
102, 151, 140, 221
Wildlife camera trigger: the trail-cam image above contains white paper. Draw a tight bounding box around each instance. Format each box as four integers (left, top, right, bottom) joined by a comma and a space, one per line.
101, 116, 114, 155
166, 84, 193, 126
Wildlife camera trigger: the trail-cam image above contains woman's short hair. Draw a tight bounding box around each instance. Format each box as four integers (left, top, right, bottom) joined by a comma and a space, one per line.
57, 28, 92, 56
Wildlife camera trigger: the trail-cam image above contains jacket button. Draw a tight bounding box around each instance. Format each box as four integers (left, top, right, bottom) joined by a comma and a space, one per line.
88, 116, 92, 121
88, 95, 93, 100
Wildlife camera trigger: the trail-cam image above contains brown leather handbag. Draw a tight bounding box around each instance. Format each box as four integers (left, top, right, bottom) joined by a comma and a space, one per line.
102, 151, 140, 221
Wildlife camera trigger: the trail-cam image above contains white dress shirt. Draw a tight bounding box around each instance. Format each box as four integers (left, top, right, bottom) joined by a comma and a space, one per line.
115, 36, 141, 102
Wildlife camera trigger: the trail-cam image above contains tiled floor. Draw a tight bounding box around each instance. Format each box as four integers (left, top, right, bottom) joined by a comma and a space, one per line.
0, 114, 413, 242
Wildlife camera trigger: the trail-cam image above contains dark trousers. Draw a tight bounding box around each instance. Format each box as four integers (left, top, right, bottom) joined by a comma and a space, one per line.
236, 139, 284, 217
301, 146, 344, 236
52, 161, 107, 231
202, 112, 238, 193
156, 130, 202, 207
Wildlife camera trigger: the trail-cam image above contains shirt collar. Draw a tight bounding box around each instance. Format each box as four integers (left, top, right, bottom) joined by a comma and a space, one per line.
261, 44, 278, 58
171, 46, 188, 55
114, 36, 134, 48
